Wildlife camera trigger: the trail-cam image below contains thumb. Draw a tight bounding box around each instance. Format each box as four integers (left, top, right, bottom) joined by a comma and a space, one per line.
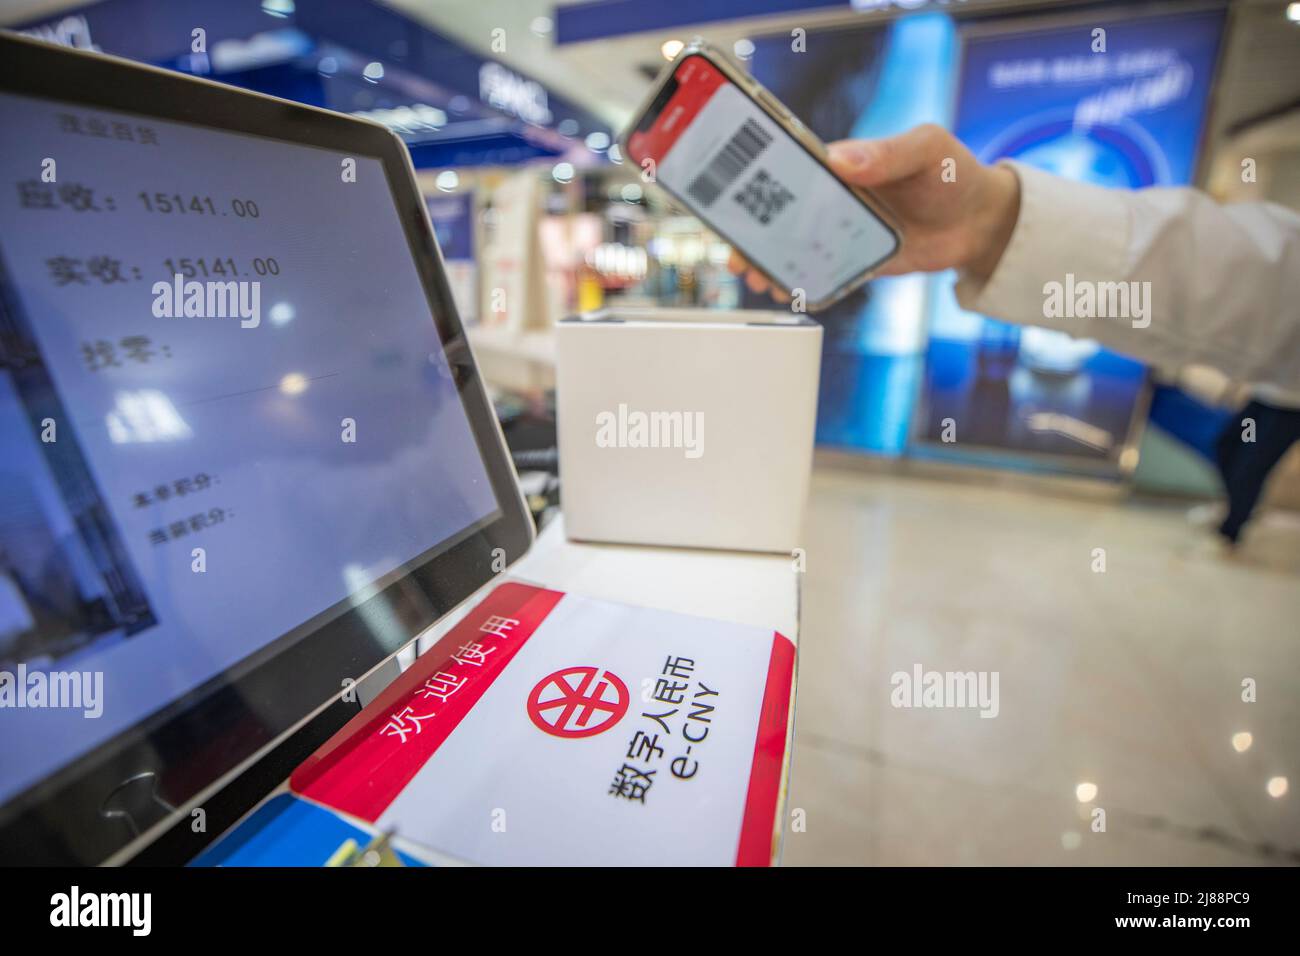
827, 124, 948, 187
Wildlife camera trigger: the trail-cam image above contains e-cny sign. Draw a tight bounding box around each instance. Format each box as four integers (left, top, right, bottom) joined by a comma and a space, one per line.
528, 666, 629, 738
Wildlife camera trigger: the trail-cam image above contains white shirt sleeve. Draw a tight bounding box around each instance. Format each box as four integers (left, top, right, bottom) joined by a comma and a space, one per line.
954, 160, 1300, 393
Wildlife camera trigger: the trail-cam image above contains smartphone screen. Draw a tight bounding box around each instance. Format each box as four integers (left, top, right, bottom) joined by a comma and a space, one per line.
626, 54, 899, 306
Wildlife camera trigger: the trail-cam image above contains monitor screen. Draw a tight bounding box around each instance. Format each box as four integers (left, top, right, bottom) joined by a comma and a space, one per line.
0, 89, 500, 806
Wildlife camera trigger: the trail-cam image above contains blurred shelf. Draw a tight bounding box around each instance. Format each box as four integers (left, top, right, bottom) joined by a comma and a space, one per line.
468, 324, 556, 391
468, 324, 555, 364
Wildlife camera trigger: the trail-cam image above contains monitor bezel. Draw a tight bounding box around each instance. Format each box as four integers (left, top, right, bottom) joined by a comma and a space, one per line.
0, 32, 535, 864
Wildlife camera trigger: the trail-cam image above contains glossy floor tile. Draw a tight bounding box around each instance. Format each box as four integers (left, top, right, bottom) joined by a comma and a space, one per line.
787, 467, 1300, 865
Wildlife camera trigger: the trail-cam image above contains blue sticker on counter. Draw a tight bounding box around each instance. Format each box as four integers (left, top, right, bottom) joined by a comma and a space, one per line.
190, 793, 427, 867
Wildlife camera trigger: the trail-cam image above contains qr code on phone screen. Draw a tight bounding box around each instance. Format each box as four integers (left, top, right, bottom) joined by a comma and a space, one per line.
733, 169, 794, 225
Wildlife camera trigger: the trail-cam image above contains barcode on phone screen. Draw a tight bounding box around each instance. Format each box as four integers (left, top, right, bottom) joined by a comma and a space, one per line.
686, 119, 773, 207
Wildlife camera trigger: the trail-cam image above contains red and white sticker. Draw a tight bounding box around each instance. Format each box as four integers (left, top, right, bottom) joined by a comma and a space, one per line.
291, 581, 795, 866
527, 666, 629, 738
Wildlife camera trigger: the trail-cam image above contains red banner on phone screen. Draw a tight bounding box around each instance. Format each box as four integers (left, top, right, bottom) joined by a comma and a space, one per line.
627, 55, 726, 167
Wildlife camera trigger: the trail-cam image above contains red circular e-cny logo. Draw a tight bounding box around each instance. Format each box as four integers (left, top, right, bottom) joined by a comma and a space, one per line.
527, 666, 629, 738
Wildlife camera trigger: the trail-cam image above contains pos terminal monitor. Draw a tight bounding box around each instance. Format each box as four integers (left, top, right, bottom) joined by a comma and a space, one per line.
0, 33, 533, 864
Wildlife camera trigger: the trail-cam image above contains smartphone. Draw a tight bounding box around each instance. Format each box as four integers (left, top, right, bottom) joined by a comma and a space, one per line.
622, 41, 901, 312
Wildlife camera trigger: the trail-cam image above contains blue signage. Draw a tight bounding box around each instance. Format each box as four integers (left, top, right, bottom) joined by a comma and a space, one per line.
13, 0, 611, 167
916, 8, 1225, 473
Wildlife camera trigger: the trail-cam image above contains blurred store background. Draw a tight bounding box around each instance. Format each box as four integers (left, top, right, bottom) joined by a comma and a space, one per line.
7, 0, 1298, 496
5, 0, 1299, 865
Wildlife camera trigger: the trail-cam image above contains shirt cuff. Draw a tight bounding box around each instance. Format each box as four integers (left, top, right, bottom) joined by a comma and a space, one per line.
954, 160, 1132, 320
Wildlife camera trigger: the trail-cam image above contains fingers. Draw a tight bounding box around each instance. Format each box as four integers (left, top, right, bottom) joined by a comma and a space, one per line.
827, 123, 950, 187
728, 248, 785, 300
729, 249, 771, 293
871, 258, 909, 279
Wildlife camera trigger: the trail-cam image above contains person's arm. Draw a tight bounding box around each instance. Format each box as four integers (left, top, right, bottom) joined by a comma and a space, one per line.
730, 124, 1300, 389
959, 160, 1300, 388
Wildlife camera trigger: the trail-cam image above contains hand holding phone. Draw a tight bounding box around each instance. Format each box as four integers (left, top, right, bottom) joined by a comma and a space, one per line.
739, 128, 1022, 297
623, 42, 901, 311
623, 44, 1022, 310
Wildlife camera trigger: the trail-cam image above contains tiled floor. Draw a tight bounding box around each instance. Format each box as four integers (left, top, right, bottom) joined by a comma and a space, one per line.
782, 467, 1300, 866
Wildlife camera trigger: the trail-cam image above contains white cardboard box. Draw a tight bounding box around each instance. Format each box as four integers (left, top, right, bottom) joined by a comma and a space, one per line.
557, 308, 822, 553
